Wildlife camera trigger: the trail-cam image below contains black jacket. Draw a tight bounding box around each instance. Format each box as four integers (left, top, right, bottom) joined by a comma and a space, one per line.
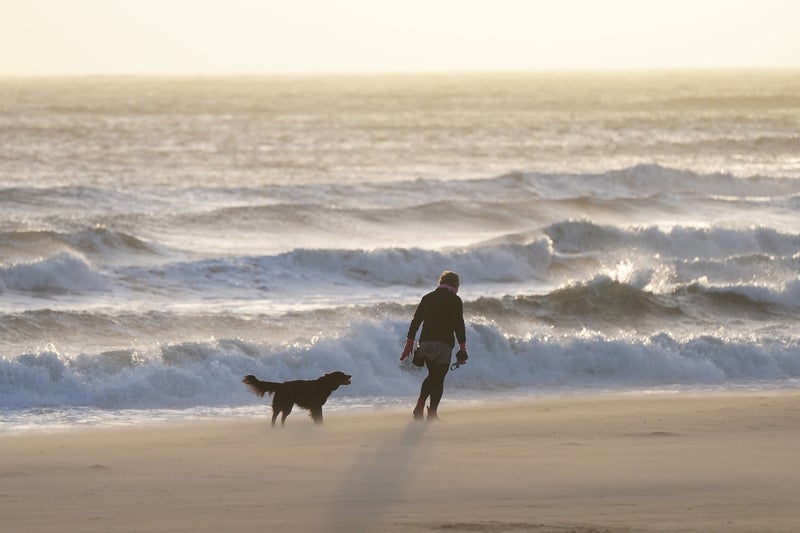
407, 287, 466, 348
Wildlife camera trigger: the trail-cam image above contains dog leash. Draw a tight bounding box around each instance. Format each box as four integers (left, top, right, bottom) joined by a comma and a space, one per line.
451, 349, 468, 371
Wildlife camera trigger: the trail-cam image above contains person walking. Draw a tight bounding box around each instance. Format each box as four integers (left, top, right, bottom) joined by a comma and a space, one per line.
400, 270, 468, 421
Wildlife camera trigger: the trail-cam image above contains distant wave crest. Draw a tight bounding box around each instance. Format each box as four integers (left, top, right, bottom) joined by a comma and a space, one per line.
0, 253, 109, 293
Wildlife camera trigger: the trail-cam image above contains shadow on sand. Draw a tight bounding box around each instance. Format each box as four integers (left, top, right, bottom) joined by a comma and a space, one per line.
331, 419, 430, 532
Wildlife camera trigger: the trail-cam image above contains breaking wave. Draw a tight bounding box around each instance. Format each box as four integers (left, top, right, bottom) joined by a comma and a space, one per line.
2, 320, 799, 415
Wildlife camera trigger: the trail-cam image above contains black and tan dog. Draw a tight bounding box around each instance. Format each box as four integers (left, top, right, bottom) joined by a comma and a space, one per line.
242, 371, 352, 426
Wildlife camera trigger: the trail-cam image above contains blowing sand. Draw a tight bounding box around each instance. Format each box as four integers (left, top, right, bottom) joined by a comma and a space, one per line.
2, 391, 800, 532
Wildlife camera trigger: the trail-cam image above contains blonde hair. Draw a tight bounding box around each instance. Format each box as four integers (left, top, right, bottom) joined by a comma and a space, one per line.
438, 270, 460, 287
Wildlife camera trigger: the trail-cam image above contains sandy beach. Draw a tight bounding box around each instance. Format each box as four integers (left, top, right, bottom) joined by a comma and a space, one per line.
2, 391, 800, 532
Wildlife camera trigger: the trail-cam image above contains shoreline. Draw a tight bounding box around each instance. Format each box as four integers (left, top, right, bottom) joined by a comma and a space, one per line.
5, 385, 797, 436
3, 390, 800, 532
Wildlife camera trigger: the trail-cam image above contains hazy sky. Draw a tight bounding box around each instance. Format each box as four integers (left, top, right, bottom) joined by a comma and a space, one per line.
1, 0, 798, 75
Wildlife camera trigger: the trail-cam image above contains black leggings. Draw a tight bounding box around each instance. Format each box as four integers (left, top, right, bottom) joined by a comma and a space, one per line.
419, 360, 449, 410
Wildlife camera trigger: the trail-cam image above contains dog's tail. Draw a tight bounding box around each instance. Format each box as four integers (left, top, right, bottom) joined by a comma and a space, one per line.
242, 375, 280, 397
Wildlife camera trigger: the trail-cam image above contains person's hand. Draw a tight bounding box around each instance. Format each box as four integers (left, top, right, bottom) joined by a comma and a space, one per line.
451, 347, 469, 370
400, 338, 414, 361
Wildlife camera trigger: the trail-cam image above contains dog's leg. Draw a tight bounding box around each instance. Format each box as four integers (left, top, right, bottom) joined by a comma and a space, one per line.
279, 404, 292, 426
271, 407, 279, 427
310, 406, 323, 424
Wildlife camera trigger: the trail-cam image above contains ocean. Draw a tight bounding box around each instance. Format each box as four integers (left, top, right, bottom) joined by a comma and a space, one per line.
1, 70, 799, 432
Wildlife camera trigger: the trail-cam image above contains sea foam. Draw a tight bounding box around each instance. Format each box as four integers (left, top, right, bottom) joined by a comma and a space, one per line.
3, 320, 799, 419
